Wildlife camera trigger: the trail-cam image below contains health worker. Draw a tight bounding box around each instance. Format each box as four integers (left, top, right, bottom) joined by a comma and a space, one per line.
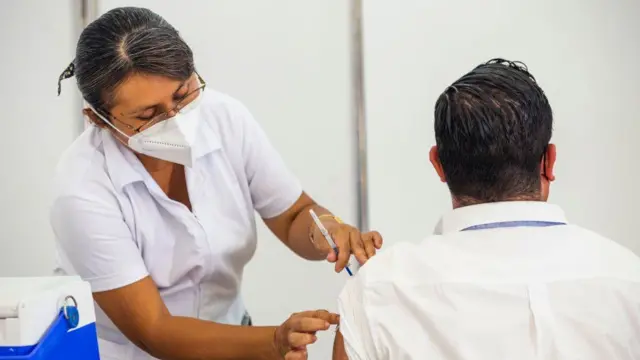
53, 6, 382, 360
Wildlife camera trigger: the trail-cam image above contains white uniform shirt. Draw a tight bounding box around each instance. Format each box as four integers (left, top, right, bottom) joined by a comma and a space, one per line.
338, 202, 640, 360
51, 89, 302, 360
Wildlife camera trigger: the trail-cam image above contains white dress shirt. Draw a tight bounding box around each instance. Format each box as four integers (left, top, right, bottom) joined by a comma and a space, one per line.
50, 89, 302, 360
338, 201, 640, 360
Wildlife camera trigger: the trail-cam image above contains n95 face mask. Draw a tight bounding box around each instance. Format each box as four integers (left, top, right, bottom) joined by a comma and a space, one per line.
89, 91, 203, 168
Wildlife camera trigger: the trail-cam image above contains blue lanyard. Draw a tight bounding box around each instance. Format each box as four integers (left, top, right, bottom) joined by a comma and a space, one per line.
461, 220, 566, 231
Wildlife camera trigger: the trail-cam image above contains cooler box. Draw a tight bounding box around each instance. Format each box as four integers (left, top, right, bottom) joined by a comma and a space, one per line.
0, 276, 100, 359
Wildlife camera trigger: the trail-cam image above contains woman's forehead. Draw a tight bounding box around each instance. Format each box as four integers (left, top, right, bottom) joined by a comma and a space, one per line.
110, 73, 186, 114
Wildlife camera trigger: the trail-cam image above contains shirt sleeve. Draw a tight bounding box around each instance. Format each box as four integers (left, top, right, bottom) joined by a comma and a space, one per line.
337, 275, 377, 360
50, 185, 149, 293
235, 102, 303, 219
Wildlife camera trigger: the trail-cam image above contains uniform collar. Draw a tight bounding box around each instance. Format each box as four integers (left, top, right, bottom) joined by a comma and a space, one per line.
434, 201, 568, 235
102, 130, 144, 190
101, 112, 222, 191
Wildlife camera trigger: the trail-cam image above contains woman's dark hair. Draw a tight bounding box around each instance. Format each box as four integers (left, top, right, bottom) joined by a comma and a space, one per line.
58, 7, 194, 114
434, 58, 553, 204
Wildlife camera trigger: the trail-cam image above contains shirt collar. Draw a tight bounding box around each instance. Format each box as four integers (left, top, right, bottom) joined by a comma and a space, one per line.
435, 201, 568, 235
192, 110, 221, 158
102, 130, 144, 190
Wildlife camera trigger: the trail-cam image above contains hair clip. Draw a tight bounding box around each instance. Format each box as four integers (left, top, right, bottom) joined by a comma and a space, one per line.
57, 61, 76, 96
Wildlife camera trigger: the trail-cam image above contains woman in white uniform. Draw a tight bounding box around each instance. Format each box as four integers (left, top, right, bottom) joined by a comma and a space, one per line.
53, 7, 382, 360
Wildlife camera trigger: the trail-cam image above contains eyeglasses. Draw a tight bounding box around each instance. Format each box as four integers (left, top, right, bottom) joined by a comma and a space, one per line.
105, 73, 206, 133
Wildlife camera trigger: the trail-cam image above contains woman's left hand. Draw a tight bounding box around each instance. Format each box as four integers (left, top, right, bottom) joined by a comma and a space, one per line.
312, 221, 383, 273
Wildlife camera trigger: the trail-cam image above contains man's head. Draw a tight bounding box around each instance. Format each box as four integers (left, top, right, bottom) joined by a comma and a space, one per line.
429, 58, 556, 207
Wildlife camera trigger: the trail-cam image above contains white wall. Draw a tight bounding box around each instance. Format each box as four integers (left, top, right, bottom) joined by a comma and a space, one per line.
94, 1, 354, 358
2, 0, 640, 359
364, 0, 640, 255
0, 0, 82, 276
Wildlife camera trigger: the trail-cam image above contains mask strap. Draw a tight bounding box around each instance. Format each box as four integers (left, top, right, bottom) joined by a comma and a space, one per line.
86, 106, 132, 140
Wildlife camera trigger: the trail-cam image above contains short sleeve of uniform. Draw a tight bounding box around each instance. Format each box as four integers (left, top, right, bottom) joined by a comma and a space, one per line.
51, 181, 149, 293
235, 102, 302, 219
337, 274, 377, 360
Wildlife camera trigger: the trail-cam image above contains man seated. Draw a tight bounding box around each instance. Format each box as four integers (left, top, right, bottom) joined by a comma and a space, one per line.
333, 59, 640, 359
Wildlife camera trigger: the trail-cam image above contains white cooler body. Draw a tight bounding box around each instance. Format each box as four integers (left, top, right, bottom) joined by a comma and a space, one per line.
0, 276, 100, 359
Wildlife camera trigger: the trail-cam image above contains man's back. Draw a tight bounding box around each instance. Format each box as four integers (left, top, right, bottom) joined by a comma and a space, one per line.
338, 202, 640, 359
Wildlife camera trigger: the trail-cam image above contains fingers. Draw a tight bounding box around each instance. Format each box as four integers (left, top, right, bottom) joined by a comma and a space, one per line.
326, 224, 385, 271
361, 232, 377, 259
313, 310, 340, 325
285, 349, 308, 360
294, 310, 340, 325
288, 332, 317, 348
290, 317, 330, 333
346, 229, 366, 265
281, 310, 339, 359
334, 229, 352, 272
370, 230, 384, 249
326, 249, 337, 263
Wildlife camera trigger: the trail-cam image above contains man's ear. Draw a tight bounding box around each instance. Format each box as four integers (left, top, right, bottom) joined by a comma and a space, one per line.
429, 146, 446, 183
82, 108, 106, 128
543, 143, 557, 182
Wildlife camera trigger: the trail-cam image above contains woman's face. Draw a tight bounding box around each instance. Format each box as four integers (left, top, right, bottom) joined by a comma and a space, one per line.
85, 72, 201, 141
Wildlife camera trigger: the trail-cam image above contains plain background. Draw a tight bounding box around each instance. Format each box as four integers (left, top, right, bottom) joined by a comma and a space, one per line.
1, 1, 639, 359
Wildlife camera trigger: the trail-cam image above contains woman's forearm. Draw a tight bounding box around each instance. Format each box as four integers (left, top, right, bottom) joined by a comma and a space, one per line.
146, 316, 279, 360
287, 203, 338, 260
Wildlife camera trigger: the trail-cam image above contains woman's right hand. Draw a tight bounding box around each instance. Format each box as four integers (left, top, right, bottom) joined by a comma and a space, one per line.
274, 310, 340, 359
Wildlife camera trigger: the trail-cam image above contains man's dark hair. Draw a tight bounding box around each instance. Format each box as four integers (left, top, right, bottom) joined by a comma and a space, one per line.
434, 58, 553, 204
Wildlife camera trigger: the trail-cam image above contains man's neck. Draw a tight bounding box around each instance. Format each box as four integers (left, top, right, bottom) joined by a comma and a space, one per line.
452, 195, 544, 209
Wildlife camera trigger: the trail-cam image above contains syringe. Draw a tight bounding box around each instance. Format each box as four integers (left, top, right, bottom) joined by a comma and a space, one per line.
309, 209, 354, 276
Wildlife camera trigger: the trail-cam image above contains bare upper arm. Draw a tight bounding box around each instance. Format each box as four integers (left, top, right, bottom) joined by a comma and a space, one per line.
333, 330, 349, 360
93, 276, 169, 352
263, 191, 315, 244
